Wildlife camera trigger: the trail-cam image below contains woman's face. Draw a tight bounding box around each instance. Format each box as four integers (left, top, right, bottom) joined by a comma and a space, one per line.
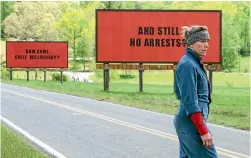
190, 40, 209, 57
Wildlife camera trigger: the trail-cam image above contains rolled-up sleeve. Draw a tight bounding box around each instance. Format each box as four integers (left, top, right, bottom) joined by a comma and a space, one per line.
176, 62, 201, 116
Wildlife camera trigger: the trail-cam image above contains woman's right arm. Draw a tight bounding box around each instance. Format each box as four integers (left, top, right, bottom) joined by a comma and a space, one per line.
176, 62, 213, 148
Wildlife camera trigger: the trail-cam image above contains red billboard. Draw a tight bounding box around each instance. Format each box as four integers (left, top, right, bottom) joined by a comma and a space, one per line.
96, 10, 221, 64
6, 41, 68, 68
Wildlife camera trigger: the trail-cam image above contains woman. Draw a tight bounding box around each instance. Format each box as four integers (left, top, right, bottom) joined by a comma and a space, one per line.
173, 25, 218, 158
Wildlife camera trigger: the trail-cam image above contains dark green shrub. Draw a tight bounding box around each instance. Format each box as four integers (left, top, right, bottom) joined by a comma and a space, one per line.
239, 46, 250, 56
119, 74, 136, 79
1, 68, 9, 79
52, 73, 70, 81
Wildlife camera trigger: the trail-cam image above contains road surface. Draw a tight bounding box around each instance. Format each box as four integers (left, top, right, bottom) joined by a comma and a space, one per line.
1, 83, 250, 158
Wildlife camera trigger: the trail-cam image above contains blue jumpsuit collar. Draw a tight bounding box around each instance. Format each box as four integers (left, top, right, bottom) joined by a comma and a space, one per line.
186, 48, 202, 64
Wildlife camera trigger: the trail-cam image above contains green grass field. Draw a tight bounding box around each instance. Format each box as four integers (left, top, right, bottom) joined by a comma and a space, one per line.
92, 70, 250, 87
240, 56, 250, 72
232, 56, 250, 73
1, 124, 48, 158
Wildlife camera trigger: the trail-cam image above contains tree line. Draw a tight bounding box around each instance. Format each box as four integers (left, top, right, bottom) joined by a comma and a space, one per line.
1, 1, 250, 71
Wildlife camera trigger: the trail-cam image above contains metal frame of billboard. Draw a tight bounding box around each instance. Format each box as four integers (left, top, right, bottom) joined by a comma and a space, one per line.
95, 9, 222, 65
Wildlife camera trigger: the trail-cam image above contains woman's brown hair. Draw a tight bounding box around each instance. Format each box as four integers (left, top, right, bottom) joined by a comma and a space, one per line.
181, 25, 209, 39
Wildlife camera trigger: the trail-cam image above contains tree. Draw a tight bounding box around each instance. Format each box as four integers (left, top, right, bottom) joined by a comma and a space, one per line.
76, 38, 88, 71
55, 1, 102, 61
1, 1, 14, 37
35, 13, 59, 41
235, 2, 250, 57
2, 2, 60, 40
102, 1, 114, 9
54, 10, 87, 61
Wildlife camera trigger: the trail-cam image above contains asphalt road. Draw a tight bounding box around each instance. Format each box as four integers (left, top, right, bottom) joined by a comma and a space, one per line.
1, 83, 250, 158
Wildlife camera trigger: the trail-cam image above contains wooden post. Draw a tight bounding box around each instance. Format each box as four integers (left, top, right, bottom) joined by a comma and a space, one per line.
44, 70, 46, 82
9, 68, 13, 80
104, 63, 110, 91
208, 65, 215, 94
35, 69, 38, 80
26, 70, 29, 81
60, 69, 63, 84
209, 70, 213, 93
139, 63, 144, 92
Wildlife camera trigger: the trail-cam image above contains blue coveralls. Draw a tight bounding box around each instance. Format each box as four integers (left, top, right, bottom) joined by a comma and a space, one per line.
173, 48, 218, 158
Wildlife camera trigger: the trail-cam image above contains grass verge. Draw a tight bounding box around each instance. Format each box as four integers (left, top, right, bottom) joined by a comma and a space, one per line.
1, 124, 48, 158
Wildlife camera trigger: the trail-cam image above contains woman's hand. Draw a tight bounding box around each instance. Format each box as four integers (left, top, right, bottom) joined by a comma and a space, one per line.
201, 132, 213, 148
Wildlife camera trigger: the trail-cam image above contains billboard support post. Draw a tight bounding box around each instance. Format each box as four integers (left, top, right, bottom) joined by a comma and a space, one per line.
9, 68, 13, 80
139, 63, 144, 92
60, 69, 63, 84
173, 64, 176, 94
26, 70, 29, 81
44, 70, 46, 82
209, 70, 213, 93
208, 65, 215, 94
104, 63, 110, 91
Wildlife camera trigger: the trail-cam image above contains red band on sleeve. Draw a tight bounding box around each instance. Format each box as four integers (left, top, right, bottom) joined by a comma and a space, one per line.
190, 112, 208, 136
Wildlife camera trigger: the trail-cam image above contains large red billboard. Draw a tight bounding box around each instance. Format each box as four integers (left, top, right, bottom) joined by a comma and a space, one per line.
96, 10, 221, 64
6, 41, 68, 68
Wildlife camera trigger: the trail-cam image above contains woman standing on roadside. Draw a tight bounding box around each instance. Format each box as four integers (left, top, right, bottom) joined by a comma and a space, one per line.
173, 25, 218, 158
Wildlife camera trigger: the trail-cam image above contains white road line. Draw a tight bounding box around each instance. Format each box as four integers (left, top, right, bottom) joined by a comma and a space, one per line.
1, 115, 67, 158
3, 89, 250, 158
2, 83, 249, 134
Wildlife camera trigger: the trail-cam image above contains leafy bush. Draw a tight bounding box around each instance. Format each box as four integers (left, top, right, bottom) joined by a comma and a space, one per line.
1, 67, 9, 79
94, 69, 120, 80
52, 73, 70, 81
94, 69, 103, 78
69, 61, 82, 72
239, 46, 250, 57
119, 74, 136, 79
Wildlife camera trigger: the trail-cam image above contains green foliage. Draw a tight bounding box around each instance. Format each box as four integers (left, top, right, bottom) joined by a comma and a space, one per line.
1, 2, 14, 22
1, 1, 14, 37
35, 13, 59, 41
68, 61, 82, 72
75, 37, 89, 71
221, 15, 241, 70
93, 69, 120, 80
76, 38, 88, 58
1, 59, 9, 79
2, 2, 60, 40
235, 2, 250, 49
94, 69, 103, 79
53, 10, 87, 57
239, 46, 250, 57
52, 73, 70, 81
1, 67, 9, 79
119, 74, 136, 79
54, 2, 99, 61
109, 70, 120, 80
